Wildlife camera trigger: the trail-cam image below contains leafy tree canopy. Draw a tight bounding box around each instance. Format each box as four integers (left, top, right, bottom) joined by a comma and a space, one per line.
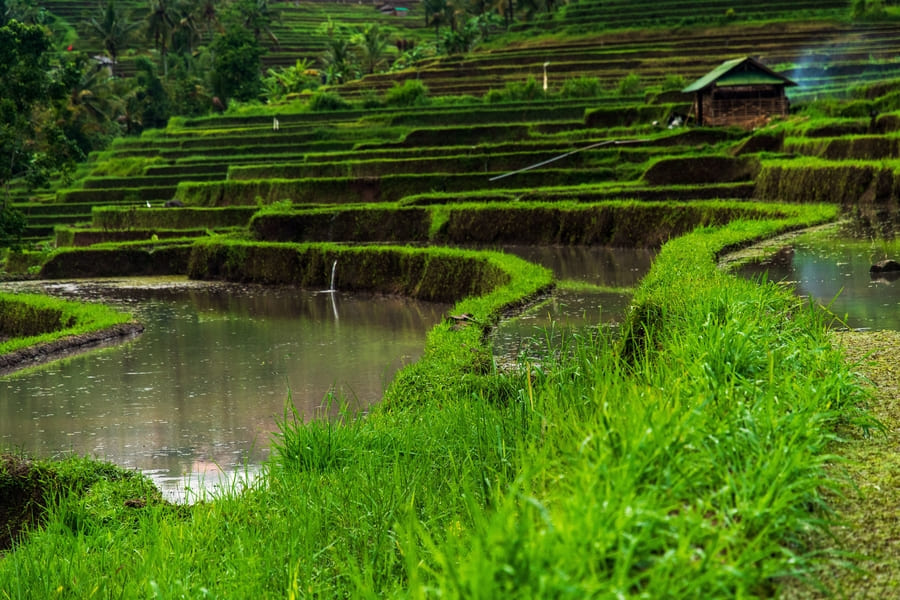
1, 19, 82, 247
210, 25, 265, 102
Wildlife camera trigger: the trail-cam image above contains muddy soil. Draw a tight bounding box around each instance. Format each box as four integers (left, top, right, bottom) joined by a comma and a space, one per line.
0, 322, 144, 376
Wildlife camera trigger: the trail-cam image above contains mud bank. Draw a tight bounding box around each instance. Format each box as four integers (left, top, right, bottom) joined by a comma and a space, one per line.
0, 322, 144, 376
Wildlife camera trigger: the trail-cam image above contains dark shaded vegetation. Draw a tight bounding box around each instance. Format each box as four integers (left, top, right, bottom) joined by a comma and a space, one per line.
0, 453, 164, 553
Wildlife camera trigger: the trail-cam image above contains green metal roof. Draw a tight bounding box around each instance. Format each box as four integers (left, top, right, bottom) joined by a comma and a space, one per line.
682, 56, 796, 93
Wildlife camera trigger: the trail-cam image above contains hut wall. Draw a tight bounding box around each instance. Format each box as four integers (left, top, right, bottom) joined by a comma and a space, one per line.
699, 85, 789, 127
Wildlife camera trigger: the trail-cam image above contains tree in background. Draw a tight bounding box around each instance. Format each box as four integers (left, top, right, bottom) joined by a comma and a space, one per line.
58, 53, 123, 155
2, 0, 52, 26
166, 49, 214, 117
352, 23, 392, 75
210, 25, 265, 102
263, 58, 318, 101
193, 0, 222, 43
124, 57, 171, 131
227, 0, 280, 45
515, 0, 558, 21
318, 19, 356, 85
82, 0, 140, 77
0, 19, 82, 247
851, 0, 887, 19
146, 0, 176, 77
169, 0, 201, 57
424, 0, 462, 36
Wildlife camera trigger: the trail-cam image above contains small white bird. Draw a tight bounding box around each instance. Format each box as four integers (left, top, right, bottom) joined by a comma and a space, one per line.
146, 201, 151, 208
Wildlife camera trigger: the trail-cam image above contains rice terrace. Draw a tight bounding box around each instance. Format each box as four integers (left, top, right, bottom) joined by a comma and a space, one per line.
3, 0, 900, 596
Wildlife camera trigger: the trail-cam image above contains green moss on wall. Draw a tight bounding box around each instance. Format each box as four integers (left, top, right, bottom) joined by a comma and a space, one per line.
92, 206, 257, 230
250, 207, 431, 242
186, 240, 512, 303
39, 245, 194, 278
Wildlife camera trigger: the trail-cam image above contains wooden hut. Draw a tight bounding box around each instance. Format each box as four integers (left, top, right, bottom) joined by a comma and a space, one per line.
682, 57, 796, 127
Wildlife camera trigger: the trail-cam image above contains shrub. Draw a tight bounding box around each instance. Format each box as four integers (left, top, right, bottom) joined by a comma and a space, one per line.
383, 79, 430, 108
306, 90, 352, 112
484, 76, 545, 104
617, 72, 642, 96
359, 89, 383, 109
558, 76, 604, 99
0, 203, 26, 250
661, 73, 687, 92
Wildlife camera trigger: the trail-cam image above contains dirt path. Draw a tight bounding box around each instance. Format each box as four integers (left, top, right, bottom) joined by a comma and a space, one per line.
781, 330, 900, 598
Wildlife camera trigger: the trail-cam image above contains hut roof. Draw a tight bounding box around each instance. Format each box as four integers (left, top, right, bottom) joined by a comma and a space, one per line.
682, 56, 796, 93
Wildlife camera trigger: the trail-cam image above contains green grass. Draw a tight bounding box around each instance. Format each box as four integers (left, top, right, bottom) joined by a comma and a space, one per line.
1, 202, 872, 597
0, 293, 136, 356
556, 279, 634, 295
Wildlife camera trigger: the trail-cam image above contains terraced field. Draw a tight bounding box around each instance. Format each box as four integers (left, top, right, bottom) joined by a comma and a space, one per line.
36, 0, 428, 77
12, 5, 900, 250
7, 2, 900, 596
341, 21, 900, 99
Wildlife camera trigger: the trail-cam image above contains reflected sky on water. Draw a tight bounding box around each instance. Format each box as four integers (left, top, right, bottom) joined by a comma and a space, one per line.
0, 278, 448, 501
492, 246, 656, 364
736, 239, 900, 331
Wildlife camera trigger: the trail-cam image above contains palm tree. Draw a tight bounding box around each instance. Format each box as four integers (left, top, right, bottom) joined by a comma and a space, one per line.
352, 23, 391, 75
515, 0, 544, 21
84, 0, 140, 76
320, 36, 354, 84
226, 0, 280, 45
424, 0, 463, 35
488, 0, 513, 26
69, 60, 117, 121
170, 0, 200, 56
146, 0, 177, 77
193, 0, 221, 43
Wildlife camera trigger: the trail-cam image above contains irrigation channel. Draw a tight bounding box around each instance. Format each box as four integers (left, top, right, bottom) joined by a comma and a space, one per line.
491, 245, 655, 364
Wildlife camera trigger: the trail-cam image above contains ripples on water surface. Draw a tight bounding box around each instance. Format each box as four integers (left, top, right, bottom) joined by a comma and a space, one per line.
0, 278, 448, 501
736, 236, 900, 331
492, 246, 656, 364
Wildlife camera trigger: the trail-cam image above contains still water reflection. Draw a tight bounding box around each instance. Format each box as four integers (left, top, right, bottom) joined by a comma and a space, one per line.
492, 246, 656, 363
736, 239, 900, 331
0, 278, 448, 501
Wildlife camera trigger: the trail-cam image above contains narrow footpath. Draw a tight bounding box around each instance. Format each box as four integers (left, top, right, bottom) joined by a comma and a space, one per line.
782, 330, 900, 598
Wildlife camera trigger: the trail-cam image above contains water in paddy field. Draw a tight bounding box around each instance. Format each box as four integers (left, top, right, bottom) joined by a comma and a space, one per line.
0, 278, 448, 502
735, 236, 900, 331
492, 246, 657, 365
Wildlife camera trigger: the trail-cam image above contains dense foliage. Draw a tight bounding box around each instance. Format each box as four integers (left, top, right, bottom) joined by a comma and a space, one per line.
0, 18, 82, 247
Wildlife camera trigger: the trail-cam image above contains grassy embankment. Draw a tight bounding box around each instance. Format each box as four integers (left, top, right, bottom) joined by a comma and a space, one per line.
0, 292, 138, 368
2, 201, 877, 597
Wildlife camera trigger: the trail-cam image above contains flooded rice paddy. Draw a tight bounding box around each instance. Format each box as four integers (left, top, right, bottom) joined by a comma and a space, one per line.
10, 235, 891, 503
736, 235, 900, 331
0, 278, 448, 501
491, 246, 656, 363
